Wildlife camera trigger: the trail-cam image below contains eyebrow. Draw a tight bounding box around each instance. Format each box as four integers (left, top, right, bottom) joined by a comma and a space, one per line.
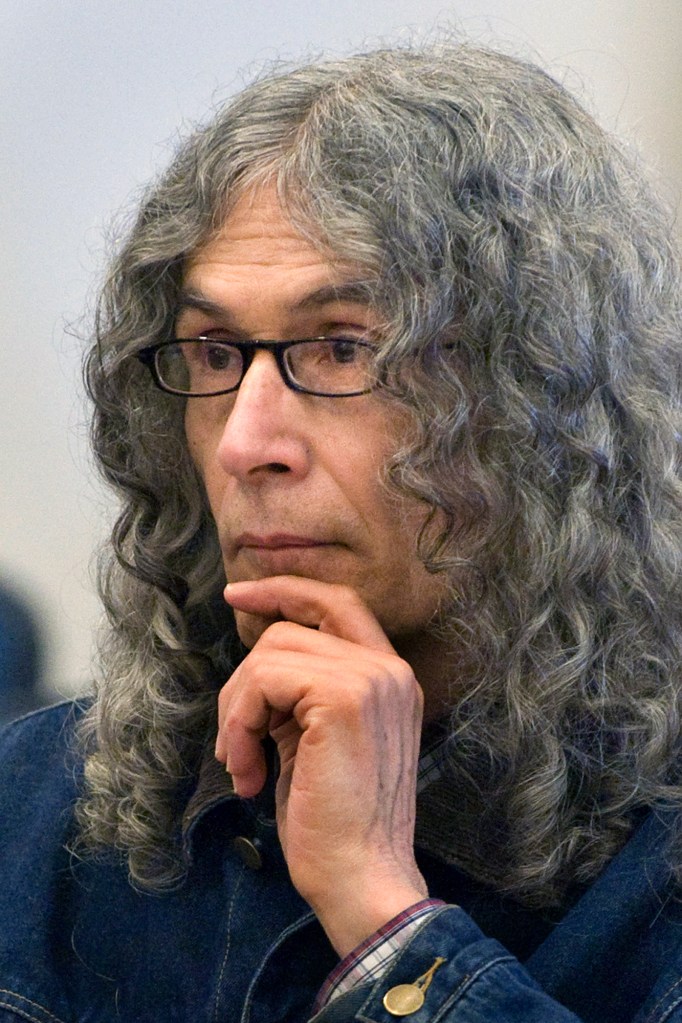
174, 280, 377, 320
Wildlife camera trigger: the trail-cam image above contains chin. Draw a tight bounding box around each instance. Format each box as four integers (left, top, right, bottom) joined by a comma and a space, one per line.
233, 609, 272, 650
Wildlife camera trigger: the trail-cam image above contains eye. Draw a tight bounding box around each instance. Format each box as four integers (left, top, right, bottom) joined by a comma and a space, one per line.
174, 339, 243, 392
284, 336, 375, 395
178, 338, 239, 374
201, 340, 237, 372
328, 337, 362, 364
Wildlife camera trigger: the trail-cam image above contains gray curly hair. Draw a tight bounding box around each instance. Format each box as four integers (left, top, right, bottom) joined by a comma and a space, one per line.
76, 42, 682, 907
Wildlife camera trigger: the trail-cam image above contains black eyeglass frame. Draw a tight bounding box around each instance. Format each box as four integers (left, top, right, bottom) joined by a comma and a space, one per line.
136, 336, 375, 398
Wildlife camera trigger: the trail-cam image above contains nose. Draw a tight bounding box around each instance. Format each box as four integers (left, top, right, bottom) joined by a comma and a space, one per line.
216, 350, 310, 481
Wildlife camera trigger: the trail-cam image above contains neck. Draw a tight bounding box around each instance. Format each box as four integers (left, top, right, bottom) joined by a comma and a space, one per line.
393, 628, 459, 726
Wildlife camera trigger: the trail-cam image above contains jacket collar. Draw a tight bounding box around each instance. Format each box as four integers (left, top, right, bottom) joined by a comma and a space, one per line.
182, 744, 236, 837
181, 734, 284, 863
180, 721, 450, 862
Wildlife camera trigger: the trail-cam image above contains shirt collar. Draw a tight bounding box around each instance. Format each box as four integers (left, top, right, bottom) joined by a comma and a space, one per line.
416, 730, 449, 795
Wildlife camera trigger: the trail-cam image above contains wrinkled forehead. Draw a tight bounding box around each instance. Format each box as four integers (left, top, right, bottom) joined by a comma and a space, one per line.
182, 179, 382, 310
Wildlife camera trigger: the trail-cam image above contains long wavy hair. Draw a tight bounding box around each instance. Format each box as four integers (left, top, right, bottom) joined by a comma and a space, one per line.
76, 43, 682, 906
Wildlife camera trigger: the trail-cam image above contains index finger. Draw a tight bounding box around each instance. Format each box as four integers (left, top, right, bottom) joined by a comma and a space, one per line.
224, 576, 395, 652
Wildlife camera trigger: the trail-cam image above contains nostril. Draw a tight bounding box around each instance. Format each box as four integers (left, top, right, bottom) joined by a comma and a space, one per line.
268, 463, 290, 474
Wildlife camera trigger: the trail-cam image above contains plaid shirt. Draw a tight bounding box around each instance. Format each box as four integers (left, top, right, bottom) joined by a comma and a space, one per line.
313, 738, 449, 1011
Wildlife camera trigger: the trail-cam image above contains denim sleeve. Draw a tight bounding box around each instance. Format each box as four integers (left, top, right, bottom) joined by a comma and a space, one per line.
310, 906, 583, 1022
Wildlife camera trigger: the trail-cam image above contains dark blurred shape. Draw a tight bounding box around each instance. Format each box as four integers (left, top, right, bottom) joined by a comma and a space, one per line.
0, 580, 45, 725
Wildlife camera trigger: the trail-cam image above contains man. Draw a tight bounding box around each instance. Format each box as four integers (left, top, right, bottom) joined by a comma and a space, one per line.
1, 42, 681, 1023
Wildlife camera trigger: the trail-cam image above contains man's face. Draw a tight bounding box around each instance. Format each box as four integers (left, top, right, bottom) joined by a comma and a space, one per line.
181, 183, 447, 652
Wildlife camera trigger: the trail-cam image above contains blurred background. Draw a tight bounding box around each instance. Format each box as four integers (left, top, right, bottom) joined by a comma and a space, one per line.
2, 0, 681, 714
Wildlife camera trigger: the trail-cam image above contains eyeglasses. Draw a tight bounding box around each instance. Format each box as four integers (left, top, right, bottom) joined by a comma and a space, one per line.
136, 337, 376, 398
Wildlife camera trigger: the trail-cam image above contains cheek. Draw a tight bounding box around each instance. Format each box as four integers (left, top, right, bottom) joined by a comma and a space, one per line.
378, 499, 448, 602
184, 409, 223, 511
184, 404, 203, 467
185, 400, 222, 477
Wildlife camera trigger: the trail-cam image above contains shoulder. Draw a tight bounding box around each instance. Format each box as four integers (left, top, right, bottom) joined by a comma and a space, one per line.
0, 701, 91, 938
0, 698, 86, 757
0, 700, 89, 819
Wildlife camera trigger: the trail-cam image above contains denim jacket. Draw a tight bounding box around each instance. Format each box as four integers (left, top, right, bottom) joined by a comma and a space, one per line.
2, 701, 682, 1023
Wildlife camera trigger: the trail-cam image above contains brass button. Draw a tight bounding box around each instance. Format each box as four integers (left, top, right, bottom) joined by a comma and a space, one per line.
382, 957, 446, 1016
383, 984, 425, 1016
232, 836, 263, 869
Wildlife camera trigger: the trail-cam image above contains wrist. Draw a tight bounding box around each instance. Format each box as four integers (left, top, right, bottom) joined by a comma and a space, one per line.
313, 877, 429, 958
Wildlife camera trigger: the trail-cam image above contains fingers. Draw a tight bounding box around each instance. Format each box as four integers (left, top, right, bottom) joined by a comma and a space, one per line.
215, 574, 427, 951
216, 641, 419, 798
218, 576, 412, 798
224, 575, 395, 652
217, 708, 269, 798
216, 650, 328, 796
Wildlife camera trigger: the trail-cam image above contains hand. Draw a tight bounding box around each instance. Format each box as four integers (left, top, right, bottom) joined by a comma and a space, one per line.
216, 575, 428, 956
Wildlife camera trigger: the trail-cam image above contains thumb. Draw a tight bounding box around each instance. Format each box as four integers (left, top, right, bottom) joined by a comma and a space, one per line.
224, 576, 394, 652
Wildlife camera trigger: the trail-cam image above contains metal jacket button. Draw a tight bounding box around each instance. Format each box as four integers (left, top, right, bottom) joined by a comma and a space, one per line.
383, 957, 447, 1016
232, 836, 264, 869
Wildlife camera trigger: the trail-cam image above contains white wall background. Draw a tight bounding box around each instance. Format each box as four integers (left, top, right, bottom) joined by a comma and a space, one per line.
2, 0, 681, 702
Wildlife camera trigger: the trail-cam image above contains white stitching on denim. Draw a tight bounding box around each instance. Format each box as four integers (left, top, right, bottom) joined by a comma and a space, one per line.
643, 976, 682, 1023
239, 911, 317, 1023
660, 995, 682, 1023
0, 1003, 45, 1023
0, 992, 67, 1023
212, 861, 246, 1023
430, 954, 515, 1023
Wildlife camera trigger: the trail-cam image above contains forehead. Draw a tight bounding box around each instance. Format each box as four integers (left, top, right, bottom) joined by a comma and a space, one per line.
179, 183, 379, 322
185, 184, 354, 283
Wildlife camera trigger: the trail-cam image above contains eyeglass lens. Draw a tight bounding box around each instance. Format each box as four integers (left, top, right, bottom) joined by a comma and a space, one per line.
155, 339, 373, 395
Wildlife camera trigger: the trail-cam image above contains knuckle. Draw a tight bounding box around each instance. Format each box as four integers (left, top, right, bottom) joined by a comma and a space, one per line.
378, 653, 419, 690
261, 619, 299, 646
217, 681, 233, 714
223, 708, 242, 733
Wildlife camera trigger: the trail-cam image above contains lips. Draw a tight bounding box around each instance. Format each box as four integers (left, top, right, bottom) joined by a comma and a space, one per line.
228, 532, 341, 578
234, 532, 333, 551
